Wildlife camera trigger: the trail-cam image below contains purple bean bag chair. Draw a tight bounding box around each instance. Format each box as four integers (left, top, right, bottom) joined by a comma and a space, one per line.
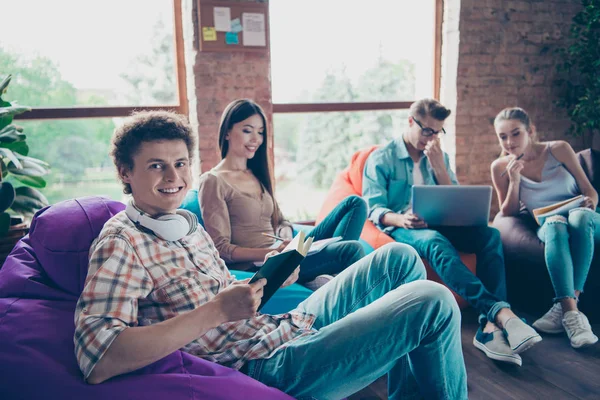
0, 196, 292, 400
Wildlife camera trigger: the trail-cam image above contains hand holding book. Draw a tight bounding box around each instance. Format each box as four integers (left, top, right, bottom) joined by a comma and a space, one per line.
262, 250, 300, 288
281, 266, 300, 288
580, 196, 597, 210
532, 195, 584, 226
250, 231, 313, 310
215, 278, 267, 321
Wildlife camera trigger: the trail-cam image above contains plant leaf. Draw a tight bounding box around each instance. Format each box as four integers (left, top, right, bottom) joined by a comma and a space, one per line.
0, 125, 26, 143
0, 104, 32, 118
15, 154, 50, 169
0, 75, 11, 96
0, 148, 22, 169
12, 188, 48, 213
12, 175, 46, 188
7, 160, 47, 177
15, 186, 49, 207
1, 141, 29, 156
0, 159, 7, 179
0, 212, 10, 236
9, 200, 38, 217
0, 182, 15, 213
0, 123, 19, 134
0, 99, 12, 131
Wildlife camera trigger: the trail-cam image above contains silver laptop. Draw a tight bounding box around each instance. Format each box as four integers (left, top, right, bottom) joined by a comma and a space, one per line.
412, 185, 492, 226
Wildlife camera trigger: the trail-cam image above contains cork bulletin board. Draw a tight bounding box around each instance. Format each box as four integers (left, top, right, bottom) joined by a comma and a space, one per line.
197, 0, 270, 53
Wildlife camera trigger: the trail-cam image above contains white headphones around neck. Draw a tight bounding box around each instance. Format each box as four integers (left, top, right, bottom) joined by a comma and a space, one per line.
125, 201, 198, 241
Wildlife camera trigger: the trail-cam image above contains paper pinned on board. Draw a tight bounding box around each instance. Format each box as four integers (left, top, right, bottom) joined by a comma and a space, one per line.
230, 17, 243, 33
225, 31, 239, 45
213, 7, 232, 32
242, 13, 266, 47
202, 27, 217, 41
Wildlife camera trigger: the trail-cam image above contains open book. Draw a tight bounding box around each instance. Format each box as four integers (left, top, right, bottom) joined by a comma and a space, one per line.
249, 231, 313, 311
305, 236, 342, 255
253, 236, 342, 267
532, 195, 584, 226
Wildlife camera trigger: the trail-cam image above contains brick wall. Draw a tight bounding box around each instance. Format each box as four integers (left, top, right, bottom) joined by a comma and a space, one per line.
442, 0, 586, 212
188, 0, 272, 173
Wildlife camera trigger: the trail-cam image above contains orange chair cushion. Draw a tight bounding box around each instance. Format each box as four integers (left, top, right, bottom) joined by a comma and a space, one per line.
316, 146, 476, 308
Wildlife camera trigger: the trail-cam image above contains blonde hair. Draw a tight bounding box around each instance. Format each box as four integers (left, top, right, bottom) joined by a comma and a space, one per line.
494, 107, 538, 156
494, 107, 532, 131
409, 98, 452, 121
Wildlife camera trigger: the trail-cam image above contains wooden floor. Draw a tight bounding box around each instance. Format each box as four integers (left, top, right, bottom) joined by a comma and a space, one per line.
349, 308, 600, 400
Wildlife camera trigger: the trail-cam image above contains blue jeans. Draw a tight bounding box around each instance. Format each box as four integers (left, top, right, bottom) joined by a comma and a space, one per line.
245, 243, 468, 400
299, 195, 367, 282
390, 226, 510, 324
537, 207, 600, 301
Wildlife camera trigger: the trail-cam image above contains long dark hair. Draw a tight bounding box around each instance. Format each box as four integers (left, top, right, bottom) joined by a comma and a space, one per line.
218, 99, 279, 228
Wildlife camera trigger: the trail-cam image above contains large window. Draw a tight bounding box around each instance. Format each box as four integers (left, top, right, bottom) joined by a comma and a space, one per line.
2, 0, 186, 203
274, 110, 410, 220
17, 118, 124, 205
270, 0, 441, 219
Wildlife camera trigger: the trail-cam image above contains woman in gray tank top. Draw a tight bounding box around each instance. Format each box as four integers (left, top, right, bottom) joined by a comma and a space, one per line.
491, 107, 599, 349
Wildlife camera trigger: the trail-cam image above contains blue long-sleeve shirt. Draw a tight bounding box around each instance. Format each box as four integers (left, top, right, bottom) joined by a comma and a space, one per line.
362, 138, 459, 231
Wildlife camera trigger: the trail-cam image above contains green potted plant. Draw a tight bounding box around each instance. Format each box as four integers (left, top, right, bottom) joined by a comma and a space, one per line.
0, 74, 50, 236
555, 0, 600, 149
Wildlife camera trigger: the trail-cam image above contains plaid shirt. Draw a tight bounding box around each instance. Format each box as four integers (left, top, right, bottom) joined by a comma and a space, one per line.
74, 212, 316, 380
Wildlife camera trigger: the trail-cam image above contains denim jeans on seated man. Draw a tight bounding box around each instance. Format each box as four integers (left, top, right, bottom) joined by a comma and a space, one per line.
363, 137, 510, 324
363, 133, 540, 363
244, 243, 468, 400
390, 226, 509, 324
298, 195, 367, 283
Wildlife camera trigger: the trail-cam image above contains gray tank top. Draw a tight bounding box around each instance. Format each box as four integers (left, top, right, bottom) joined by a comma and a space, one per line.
519, 145, 581, 213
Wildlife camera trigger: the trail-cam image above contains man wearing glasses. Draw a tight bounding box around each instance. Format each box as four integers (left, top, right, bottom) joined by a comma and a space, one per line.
362, 98, 541, 367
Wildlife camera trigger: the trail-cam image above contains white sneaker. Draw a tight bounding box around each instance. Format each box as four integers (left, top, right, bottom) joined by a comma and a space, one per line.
503, 317, 542, 354
533, 303, 564, 334
473, 329, 522, 366
562, 311, 599, 349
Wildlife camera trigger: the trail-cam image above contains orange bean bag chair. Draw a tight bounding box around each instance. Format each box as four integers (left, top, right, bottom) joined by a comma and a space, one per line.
316, 145, 476, 308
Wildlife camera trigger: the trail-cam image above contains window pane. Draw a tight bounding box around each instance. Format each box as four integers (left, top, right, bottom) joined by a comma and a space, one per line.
274, 110, 409, 220
270, 0, 435, 103
14, 118, 124, 205
0, 0, 178, 108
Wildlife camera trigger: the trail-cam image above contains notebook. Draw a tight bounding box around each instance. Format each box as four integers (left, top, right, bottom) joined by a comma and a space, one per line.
253, 236, 342, 267
532, 195, 584, 226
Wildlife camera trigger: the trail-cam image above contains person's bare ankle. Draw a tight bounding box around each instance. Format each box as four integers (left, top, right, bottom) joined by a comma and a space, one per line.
483, 321, 499, 333
495, 308, 516, 329
560, 298, 578, 313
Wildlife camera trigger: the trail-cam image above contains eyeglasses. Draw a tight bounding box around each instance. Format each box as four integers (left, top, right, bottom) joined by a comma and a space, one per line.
413, 117, 446, 137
